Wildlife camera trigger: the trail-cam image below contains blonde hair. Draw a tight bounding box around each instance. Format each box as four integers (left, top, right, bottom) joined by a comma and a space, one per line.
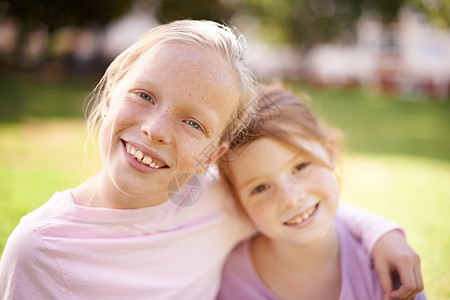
218, 83, 342, 186
85, 20, 258, 144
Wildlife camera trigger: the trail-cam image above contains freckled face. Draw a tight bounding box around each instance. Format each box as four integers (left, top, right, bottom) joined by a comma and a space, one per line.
99, 42, 240, 204
228, 137, 339, 245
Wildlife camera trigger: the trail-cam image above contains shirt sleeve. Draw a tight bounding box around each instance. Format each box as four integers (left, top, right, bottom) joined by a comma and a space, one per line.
0, 224, 66, 300
413, 291, 427, 300
335, 203, 404, 254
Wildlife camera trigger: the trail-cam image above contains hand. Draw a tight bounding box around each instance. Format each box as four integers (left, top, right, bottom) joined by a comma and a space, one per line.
372, 230, 424, 299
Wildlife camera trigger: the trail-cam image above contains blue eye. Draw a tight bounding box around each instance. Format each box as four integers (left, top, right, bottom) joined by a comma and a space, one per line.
186, 120, 202, 131
138, 92, 153, 103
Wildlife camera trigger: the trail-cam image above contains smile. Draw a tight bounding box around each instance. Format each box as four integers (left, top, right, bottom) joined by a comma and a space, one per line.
124, 142, 167, 169
284, 203, 319, 226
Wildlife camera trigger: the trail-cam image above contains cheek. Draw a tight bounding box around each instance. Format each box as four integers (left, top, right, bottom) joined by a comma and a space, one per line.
175, 134, 217, 170
98, 119, 114, 160
312, 170, 340, 206
112, 101, 142, 128
243, 199, 276, 228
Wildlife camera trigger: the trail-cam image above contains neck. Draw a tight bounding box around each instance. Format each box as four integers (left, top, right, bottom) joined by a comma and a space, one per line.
254, 225, 340, 271
73, 173, 169, 209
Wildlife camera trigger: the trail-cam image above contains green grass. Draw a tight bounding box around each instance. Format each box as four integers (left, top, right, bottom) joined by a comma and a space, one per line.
0, 120, 101, 248
340, 154, 450, 300
0, 76, 449, 298
0, 73, 96, 122
289, 84, 450, 161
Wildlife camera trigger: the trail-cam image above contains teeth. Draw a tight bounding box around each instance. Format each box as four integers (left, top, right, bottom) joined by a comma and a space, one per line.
142, 156, 152, 165
285, 205, 316, 225
125, 142, 165, 169
135, 150, 143, 160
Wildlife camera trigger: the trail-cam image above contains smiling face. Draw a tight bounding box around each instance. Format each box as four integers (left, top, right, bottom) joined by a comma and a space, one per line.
98, 42, 240, 206
227, 137, 340, 245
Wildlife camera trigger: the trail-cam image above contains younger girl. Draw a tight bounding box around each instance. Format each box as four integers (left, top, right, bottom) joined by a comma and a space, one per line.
217, 85, 425, 300
1, 21, 421, 299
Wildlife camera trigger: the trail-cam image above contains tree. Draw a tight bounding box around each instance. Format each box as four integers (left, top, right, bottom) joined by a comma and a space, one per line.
236, 0, 405, 48
6, 0, 132, 64
407, 0, 450, 28
156, 0, 236, 24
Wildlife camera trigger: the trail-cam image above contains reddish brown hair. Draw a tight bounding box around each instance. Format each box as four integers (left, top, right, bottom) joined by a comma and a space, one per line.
217, 83, 341, 189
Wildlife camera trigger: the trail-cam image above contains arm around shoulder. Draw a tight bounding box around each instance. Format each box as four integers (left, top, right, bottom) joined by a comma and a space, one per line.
336, 203, 424, 299
336, 202, 403, 253
0, 224, 66, 299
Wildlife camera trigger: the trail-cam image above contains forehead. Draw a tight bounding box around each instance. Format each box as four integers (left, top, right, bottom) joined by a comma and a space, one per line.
229, 137, 329, 185
229, 138, 296, 182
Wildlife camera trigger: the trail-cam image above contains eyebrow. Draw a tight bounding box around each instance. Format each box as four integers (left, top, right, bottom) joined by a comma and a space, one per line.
237, 154, 301, 190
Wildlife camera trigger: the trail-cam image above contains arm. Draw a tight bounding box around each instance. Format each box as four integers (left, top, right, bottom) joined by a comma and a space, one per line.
336, 203, 424, 300
336, 203, 402, 253
0, 225, 66, 299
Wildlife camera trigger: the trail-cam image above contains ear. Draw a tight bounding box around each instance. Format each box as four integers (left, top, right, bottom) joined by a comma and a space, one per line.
197, 143, 229, 174
101, 85, 113, 118
325, 141, 338, 170
209, 143, 229, 163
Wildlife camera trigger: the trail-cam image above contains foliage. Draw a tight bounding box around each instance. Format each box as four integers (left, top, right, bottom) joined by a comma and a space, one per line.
408, 0, 450, 28
156, 0, 235, 24
154, 0, 448, 47
232, 0, 404, 47
7, 0, 132, 31
4, 0, 132, 65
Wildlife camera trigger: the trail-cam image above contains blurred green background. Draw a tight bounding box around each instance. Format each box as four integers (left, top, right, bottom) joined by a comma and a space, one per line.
1, 0, 450, 298
1, 73, 449, 298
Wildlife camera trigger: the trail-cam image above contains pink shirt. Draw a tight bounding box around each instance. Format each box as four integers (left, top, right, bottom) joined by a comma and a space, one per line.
217, 218, 427, 300
1, 176, 402, 300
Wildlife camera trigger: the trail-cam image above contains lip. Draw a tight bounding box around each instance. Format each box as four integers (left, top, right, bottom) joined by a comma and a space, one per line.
121, 140, 169, 172
283, 203, 319, 228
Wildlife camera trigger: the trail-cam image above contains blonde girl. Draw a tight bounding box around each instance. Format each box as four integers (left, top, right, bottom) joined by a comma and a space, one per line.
218, 84, 425, 300
1, 21, 422, 299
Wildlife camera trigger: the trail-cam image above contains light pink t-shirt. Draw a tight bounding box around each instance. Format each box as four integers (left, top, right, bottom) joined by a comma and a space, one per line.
0, 176, 401, 300
217, 218, 426, 300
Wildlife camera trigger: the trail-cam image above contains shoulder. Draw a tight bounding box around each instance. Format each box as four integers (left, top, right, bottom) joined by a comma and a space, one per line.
335, 219, 384, 299
222, 238, 251, 272
219, 239, 252, 290
0, 222, 67, 299
1, 190, 69, 279
1, 190, 70, 267
19, 190, 70, 229
218, 238, 275, 300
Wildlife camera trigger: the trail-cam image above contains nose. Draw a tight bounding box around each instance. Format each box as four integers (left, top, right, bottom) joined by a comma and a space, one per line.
278, 180, 305, 209
141, 109, 173, 144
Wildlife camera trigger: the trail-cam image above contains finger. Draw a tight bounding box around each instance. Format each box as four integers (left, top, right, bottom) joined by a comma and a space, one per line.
391, 266, 424, 299
391, 254, 424, 299
414, 259, 424, 292
376, 264, 394, 298
389, 268, 416, 299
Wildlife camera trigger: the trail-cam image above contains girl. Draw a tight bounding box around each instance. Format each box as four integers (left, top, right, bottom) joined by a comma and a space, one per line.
217, 84, 425, 300
0, 21, 421, 299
